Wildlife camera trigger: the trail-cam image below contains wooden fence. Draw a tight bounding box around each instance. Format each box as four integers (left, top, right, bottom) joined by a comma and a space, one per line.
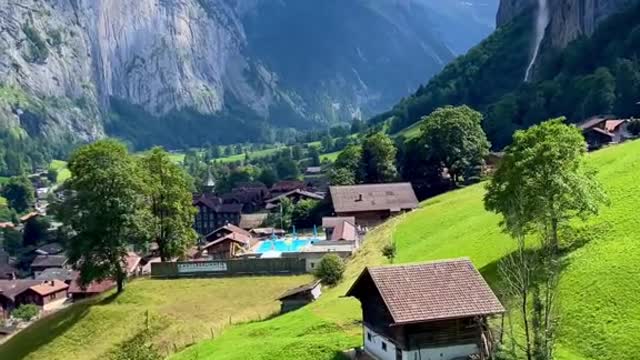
150, 258, 307, 278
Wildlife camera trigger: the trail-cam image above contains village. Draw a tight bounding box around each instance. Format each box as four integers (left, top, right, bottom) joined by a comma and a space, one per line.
0, 113, 637, 360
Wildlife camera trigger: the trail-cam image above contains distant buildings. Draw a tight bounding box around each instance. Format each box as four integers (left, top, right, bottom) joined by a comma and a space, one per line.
265, 189, 325, 210
329, 183, 419, 227
0, 279, 69, 318
579, 116, 632, 150
192, 194, 243, 235
346, 259, 504, 360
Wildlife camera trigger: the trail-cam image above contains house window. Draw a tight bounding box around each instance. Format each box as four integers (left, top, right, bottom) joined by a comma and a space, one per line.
310, 262, 315, 269
381, 342, 387, 351
366, 332, 371, 341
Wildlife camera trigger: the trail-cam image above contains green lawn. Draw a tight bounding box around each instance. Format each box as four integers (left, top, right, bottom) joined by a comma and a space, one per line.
320, 151, 341, 162
0, 276, 312, 360
215, 146, 285, 163
172, 139, 640, 360
49, 160, 71, 184
394, 119, 423, 140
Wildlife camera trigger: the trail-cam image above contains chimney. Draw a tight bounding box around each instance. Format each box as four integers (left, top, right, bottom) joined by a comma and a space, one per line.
50, 280, 55, 286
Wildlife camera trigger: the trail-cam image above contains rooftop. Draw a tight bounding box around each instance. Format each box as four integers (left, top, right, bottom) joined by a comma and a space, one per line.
322, 217, 356, 228
278, 280, 321, 300
29, 280, 69, 296
31, 254, 67, 268
36, 242, 65, 255
0, 280, 42, 300
331, 220, 357, 241
346, 258, 504, 325
68, 278, 116, 294
265, 189, 325, 204
330, 183, 419, 214
35, 268, 77, 282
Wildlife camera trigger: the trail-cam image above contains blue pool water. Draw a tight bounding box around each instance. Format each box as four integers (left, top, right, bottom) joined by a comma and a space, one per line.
256, 239, 311, 253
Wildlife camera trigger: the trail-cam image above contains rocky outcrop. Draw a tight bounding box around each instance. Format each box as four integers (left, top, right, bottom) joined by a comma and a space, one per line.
497, 0, 634, 48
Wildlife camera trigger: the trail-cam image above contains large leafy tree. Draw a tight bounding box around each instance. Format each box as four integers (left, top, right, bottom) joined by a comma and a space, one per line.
140, 148, 197, 261
329, 145, 362, 185
484, 118, 607, 360
58, 140, 151, 293
2, 176, 35, 213
484, 118, 607, 250
360, 132, 398, 183
421, 105, 490, 186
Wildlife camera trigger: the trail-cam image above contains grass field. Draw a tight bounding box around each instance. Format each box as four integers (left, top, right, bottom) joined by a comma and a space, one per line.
0, 276, 312, 360
215, 146, 285, 163
49, 160, 71, 185
172, 139, 640, 360
394, 119, 423, 140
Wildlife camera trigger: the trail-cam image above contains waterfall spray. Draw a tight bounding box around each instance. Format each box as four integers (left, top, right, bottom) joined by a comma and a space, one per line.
524, 0, 550, 82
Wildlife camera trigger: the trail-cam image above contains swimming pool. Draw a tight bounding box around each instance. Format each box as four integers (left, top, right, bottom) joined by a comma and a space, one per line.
255, 239, 311, 253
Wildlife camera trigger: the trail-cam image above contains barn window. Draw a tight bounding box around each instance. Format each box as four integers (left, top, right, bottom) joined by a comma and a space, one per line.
381, 342, 387, 351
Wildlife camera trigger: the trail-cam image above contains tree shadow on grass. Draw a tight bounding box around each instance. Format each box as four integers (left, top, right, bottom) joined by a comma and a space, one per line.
0, 300, 94, 359
98, 291, 122, 305
479, 222, 607, 291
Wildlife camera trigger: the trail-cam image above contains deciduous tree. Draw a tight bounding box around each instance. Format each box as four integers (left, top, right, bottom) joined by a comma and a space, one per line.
140, 148, 197, 262
58, 140, 151, 293
485, 119, 607, 360
420, 106, 490, 187
360, 132, 398, 183
1, 176, 35, 213
485, 118, 607, 250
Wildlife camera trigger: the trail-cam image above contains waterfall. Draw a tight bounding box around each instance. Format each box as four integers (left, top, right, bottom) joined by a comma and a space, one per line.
524, 0, 550, 82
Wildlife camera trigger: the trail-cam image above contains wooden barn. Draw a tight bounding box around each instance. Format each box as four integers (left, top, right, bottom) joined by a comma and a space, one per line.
277, 280, 321, 313
346, 259, 504, 360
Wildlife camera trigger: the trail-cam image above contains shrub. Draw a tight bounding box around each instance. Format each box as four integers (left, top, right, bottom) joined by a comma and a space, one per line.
314, 254, 345, 286
382, 242, 396, 263
13, 304, 39, 321
628, 119, 640, 136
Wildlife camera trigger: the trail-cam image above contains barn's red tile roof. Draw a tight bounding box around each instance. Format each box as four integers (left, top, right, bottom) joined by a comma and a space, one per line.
68, 278, 116, 294
322, 217, 356, 228
201, 232, 251, 249
271, 180, 305, 193
331, 220, 357, 241
604, 119, 626, 132
330, 183, 418, 214
29, 280, 68, 296
347, 258, 504, 325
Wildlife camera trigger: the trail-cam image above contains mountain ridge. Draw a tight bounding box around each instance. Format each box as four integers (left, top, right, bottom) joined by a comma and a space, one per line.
0, 0, 497, 150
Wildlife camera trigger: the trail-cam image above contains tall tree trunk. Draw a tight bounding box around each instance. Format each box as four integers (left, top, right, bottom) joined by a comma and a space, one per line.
116, 275, 124, 293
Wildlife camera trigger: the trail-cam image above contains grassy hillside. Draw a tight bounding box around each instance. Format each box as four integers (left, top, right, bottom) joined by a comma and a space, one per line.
172, 139, 640, 360
0, 276, 311, 360
49, 160, 71, 185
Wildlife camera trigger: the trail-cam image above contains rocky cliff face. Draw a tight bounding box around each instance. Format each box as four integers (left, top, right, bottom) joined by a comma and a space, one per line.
0, 0, 497, 148
497, 0, 633, 48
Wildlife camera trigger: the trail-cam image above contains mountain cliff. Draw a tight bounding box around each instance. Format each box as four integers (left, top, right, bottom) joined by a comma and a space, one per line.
373, 0, 640, 148
0, 0, 497, 150
498, 0, 633, 47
